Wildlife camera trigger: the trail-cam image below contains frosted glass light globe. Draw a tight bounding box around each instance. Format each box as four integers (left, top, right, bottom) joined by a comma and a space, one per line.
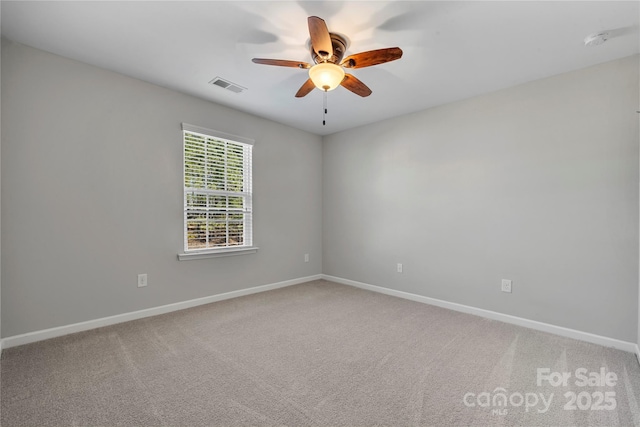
308, 63, 345, 91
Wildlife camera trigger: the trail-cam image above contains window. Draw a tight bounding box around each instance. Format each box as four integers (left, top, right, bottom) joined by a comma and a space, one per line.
180, 124, 255, 259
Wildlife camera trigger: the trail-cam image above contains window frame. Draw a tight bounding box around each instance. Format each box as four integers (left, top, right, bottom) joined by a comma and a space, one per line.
178, 123, 258, 261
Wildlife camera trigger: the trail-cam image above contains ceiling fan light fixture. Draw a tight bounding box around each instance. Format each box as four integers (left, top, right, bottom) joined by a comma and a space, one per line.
308, 63, 345, 91
251, 16, 401, 98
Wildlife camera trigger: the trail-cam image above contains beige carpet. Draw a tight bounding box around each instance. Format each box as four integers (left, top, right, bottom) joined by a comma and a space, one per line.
2, 279, 640, 426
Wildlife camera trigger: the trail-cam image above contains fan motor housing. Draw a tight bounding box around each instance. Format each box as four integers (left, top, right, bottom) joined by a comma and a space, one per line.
310, 33, 348, 65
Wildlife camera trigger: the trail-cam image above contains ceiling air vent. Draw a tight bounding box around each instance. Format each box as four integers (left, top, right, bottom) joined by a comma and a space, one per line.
209, 77, 247, 94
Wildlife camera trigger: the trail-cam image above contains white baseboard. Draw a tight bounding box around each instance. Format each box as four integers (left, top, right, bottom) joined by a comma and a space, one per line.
322, 274, 638, 354
1, 274, 322, 350
2, 273, 636, 356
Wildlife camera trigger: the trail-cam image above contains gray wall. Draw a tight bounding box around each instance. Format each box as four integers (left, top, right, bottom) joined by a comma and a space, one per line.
323, 55, 639, 342
1, 40, 323, 337
0, 28, 3, 346
2, 39, 639, 345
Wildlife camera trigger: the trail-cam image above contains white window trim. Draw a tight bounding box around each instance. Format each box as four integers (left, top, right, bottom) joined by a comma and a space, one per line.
178, 246, 259, 261
178, 123, 257, 261
181, 123, 255, 146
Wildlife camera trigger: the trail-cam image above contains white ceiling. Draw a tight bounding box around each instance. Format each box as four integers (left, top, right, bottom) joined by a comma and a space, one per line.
1, 1, 639, 136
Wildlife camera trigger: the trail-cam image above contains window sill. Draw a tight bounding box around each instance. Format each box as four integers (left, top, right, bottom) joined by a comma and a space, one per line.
178, 246, 259, 261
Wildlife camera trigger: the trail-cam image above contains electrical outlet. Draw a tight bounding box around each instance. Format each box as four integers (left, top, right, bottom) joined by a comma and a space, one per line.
397, 263, 403, 273
138, 273, 148, 288
304, 254, 309, 263
501, 279, 512, 293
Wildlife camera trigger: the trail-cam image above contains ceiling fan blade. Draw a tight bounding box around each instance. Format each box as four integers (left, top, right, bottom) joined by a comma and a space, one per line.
308, 16, 333, 59
295, 79, 316, 98
252, 58, 311, 69
341, 74, 372, 97
341, 47, 403, 69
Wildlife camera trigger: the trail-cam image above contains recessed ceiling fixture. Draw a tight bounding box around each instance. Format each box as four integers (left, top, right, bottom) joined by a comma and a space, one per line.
251, 16, 403, 125
584, 32, 609, 47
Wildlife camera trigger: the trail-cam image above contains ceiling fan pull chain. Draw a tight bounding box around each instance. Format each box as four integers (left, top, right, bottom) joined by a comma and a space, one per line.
323, 90, 328, 126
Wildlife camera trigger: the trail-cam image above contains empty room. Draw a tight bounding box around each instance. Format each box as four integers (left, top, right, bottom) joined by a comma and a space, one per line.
1, 1, 640, 426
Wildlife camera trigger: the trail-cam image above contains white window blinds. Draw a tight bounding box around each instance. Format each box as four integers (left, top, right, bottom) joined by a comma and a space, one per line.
182, 124, 253, 252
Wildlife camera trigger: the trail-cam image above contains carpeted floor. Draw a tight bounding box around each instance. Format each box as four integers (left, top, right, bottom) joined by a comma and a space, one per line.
2, 279, 639, 426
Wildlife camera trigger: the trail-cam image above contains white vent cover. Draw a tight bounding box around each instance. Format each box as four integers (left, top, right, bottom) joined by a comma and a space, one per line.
209, 77, 247, 94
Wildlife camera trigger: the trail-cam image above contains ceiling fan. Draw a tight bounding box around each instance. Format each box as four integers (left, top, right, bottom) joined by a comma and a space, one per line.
252, 16, 403, 98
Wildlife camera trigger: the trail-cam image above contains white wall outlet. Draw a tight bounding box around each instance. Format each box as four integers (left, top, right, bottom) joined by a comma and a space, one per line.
397, 263, 403, 273
138, 273, 148, 288
501, 279, 512, 293
304, 254, 309, 263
